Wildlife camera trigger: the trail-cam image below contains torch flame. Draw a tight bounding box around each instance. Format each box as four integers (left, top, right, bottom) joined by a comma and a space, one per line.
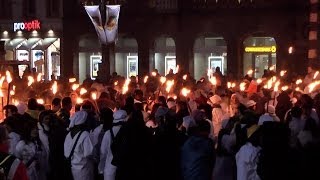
80, 88, 87, 95
181, 87, 191, 97
122, 79, 131, 94
175, 65, 179, 74
257, 79, 262, 84
52, 81, 58, 95
240, 82, 246, 92
308, 81, 320, 93
314, 71, 319, 79
296, 79, 302, 85
76, 97, 83, 104
160, 77, 166, 84
269, 65, 275, 71
231, 82, 236, 88
69, 78, 76, 83
5, 71, 12, 84
0, 77, 5, 87
0, 91, 3, 97
72, 84, 80, 91
274, 81, 280, 92
144, 76, 148, 83
9, 90, 14, 96
227, 82, 231, 89
114, 81, 118, 86
37, 99, 44, 105
91, 92, 97, 100
280, 70, 287, 77
183, 75, 187, 80
37, 73, 42, 82
247, 69, 253, 75
281, 86, 289, 91
27, 76, 34, 86
166, 80, 174, 93
151, 72, 157, 77
209, 76, 217, 86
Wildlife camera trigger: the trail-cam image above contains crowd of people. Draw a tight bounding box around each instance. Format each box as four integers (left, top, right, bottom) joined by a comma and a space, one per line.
0, 66, 319, 180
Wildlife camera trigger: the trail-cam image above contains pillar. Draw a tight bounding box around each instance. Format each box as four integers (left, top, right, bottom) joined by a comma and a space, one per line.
308, 0, 319, 65
226, 36, 241, 79
176, 35, 194, 74
138, 37, 152, 77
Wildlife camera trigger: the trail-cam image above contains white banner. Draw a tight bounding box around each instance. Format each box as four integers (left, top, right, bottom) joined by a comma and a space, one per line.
85, 5, 120, 44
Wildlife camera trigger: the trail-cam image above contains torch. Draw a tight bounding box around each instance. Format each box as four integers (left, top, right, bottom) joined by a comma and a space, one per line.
6, 71, 12, 105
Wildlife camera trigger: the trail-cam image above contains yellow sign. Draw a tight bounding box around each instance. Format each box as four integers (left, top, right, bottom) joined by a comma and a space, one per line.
245, 46, 276, 53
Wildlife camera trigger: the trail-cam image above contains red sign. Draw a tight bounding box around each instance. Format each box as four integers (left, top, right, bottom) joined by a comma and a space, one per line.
13, 20, 41, 32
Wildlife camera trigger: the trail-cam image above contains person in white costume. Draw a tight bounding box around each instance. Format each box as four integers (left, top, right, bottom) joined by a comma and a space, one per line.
64, 110, 94, 180
99, 110, 127, 180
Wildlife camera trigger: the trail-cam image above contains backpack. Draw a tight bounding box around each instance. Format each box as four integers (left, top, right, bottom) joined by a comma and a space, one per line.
110, 122, 126, 167
64, 131, 84, 180
0, 153, 20, 180
93, 128, 106, 162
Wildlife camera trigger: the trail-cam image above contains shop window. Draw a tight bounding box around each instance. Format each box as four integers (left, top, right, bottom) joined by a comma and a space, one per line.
47, 0, 60, 17
193, 36, 227, 80
115, 37, 138, 78
243, 36, 276, 78
154, 37, 176, 75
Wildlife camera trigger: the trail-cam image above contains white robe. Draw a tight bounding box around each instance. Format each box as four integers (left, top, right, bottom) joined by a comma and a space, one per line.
64, 131, 94, 180
15, 140, 38, 180
236, 142, 261, 180
99, 123, 122, 180
8, 132, 20, 156
212, 107, 224, 138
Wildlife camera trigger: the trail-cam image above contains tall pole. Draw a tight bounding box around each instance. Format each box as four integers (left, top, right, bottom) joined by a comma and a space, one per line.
99, 0, 110, 81
308, 0, 319, 66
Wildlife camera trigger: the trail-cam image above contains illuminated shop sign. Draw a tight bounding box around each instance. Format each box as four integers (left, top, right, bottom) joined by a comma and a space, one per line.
245, 46, 276, 53
13, 20, 41, 32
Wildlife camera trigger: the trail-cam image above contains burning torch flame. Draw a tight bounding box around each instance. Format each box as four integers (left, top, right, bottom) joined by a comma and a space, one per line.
166, 80, 174, 93
281, 86, 289, 91
80, 88, 87, 95
27, 76, 34, 87
257, 79, 262, 84
76, 97, 83, 104
296, 79, 302, 85
37, 73, 42, 82
151, 72, 157, 77
308, 81, 320, 93
91, 92, 97, 100
69, 78, 76, 83
247, 69, 253, 76
183, 75, 187, 80
209, 76, 217, 86
10, 90, 15, 96
144, 76, 148, 83
231, 82, 236, 88
5, 71, 12, 84
175, 65, 179, 74
0, 77, 5, 87
0, 91, 3, 98
269, 65, 275, 71
160, 77, 166, 84
274, 81, 280, 92
37, 99, 44, 105
181, 88, 191, 97
114, 81, 118, 86
72, 84, 80, 91
314, 71, 319, 79
227, 82, 231, 89
280, 70, 287, 77
52, 81, 58, 95
240, 82, 246, 92
122, 79, 131, 94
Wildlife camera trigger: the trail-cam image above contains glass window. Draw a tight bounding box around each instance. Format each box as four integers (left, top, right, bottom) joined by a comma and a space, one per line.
243, 36, 276, 78
194, 36, 227, 80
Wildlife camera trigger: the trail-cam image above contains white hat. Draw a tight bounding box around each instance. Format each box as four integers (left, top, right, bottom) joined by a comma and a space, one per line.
209, 95, 222, 105
69, 110, 88, 128
265, 105, 276, 115
113, 110, 127, 122
258, 114, 274, 125
246, 100, 256, 108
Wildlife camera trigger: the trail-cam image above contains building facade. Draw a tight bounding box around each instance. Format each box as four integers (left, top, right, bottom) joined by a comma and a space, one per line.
0, 0, 62, 80
1, 0, 312, 82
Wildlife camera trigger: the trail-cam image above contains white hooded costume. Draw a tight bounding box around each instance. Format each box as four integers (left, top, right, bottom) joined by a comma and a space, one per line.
99, 110, 127, 180
64, 110, 94, 180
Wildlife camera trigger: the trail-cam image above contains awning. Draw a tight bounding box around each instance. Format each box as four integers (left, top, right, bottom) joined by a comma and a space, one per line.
32, 38, 58, 50
16, 38, 41, 50
5, 38, 26, 50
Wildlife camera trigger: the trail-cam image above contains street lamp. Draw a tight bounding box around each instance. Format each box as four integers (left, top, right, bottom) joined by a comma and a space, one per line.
84, 0, 120, 81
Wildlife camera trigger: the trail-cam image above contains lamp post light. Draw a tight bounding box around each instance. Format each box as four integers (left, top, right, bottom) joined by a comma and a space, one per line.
84, 0, 120, 81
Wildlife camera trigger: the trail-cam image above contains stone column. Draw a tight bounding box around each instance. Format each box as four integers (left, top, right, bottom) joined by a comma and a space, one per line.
176, 36, 194, 74
226, 36, 241, 79
138, 37, 151, 77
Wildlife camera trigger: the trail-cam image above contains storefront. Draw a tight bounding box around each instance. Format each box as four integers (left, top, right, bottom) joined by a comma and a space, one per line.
243, 36, 276, 78
1, 19, 61, 80
194, 36, 227, 80
154, 37, 176, 75
115, 37, 138, 78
